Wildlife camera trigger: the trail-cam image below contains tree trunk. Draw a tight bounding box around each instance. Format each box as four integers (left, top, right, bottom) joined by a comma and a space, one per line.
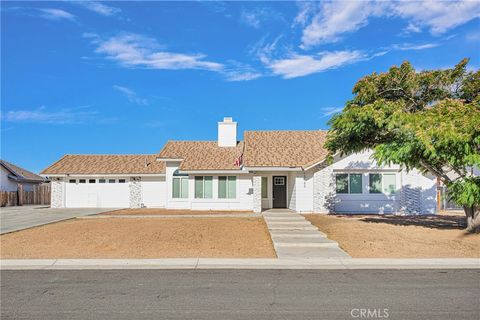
464, 206, 480, 233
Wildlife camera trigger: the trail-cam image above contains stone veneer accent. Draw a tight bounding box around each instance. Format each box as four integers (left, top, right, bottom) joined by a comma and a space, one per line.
50, 178, 65, 208
313, 163, 335, 213
129, 177, 143, 208
252, 175, 262, 213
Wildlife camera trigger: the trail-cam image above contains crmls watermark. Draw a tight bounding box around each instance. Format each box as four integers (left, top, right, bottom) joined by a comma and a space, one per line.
350, 308, 389, 318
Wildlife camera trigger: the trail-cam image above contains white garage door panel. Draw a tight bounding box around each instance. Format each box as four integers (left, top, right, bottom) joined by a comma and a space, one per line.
141, 179, 165, 207
66, 183, 129, 208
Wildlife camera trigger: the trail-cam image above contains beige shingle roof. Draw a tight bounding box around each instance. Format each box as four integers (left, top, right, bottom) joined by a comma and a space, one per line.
40, 155, 165, 175
243, 130, 328, 168
158, 141, 244, 171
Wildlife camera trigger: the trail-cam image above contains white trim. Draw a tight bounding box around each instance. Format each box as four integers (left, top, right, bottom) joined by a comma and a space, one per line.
333, 168, 401, 173
245, 167, 302, 172
179, 170, 246, 174
43, 174, 165, 178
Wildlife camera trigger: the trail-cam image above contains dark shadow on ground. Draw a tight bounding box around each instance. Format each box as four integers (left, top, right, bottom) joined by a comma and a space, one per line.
334, 214, 467, 230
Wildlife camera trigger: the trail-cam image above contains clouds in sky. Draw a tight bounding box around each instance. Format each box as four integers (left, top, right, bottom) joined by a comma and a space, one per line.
113, 85, 148, 106
89, 33, 224, 72
298, 0, 480, 48
266, 50, 366, 79
73, 1, 121, 17
37, 8, 76, 21
3, 107, 99, 124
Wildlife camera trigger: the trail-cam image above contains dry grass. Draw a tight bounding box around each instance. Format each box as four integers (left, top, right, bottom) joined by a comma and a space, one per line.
305, 214, 480, 258
103, 208, 254, 215
0, 217, 275, 259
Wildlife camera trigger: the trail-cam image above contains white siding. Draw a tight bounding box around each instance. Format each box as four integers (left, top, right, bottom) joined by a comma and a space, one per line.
287, 172, 296, 210
141, 177, 166, 207
165, 162, 253, 211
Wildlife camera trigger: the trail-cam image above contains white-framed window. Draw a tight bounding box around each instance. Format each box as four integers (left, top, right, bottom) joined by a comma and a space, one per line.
79, 179, 86, 183
118, 179, 126, 183
172, 171, 189, 199
369, 173, 396, 194
218, 176, 236, 199
261, 177, 268, 199
89, 179, 96, 183
108, 179, 116, 183
335, 173, 362, 194
69, 179, 76, 183
99, 179, 106, 183
274, 177, 285, 185
195, 176, 213, 199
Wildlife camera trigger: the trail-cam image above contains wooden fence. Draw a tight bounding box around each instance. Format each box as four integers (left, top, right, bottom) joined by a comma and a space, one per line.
0, 183, 51, 207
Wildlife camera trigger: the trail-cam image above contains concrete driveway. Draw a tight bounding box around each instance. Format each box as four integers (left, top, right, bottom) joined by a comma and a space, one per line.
0, 206, 119, 234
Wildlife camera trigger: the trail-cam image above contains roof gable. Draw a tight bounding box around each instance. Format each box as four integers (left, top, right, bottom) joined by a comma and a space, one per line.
243, 130, 329, 168
1, 160, 45, 182
158, 141, 244, 171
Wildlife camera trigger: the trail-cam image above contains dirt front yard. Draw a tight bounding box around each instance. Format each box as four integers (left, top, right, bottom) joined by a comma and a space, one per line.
103, 208, 254, 215
0, 217, 275, 259
305, 214, 479, 258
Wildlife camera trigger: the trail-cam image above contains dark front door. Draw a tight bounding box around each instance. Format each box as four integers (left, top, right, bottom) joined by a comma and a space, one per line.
272, 176, 287, 208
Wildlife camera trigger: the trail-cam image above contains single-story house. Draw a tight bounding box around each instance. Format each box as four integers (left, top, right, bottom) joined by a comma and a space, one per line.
1, 160, 46, 192
41, 117, 437, 214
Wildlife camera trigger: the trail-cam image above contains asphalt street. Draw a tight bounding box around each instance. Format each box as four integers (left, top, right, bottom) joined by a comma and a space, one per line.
1, 269, 479, 320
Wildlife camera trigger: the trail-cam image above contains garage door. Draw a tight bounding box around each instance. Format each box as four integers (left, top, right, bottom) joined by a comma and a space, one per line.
65, 178, 130, 208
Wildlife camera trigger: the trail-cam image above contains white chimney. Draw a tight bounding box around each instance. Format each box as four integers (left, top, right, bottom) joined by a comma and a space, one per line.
218, 117, 237, 147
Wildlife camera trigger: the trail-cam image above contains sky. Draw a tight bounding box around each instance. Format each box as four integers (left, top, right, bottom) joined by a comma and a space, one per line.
1, 1, 479, 173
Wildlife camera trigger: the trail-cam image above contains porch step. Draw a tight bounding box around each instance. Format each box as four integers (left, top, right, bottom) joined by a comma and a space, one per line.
272, 236, 336, 246
262, 212, 297, 218
263, 216, 306, 222
269, 229, 326, 237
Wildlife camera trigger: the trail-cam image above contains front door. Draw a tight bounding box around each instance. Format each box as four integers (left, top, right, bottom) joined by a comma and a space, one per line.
272, 176, 287, 208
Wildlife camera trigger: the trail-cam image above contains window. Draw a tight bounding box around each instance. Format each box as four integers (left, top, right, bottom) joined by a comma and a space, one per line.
335, 174, 349, 193
118, 179, 126, 183
195, 176, 213, 199
218, 176, 236, 199
383, 174, 396, 194
108, 179, 116, 183
349, 174, 362, 194
274, 177, 285, 185
336, 173, 363, 194
99, 179, 106, 183
79, 179, 86, 183
69, 179, 76, 183
369, 173, 397, 194
261, 177, 268, 198
172, 177, 189, 198
89, 179, 96, 183
369, 174, 382, 193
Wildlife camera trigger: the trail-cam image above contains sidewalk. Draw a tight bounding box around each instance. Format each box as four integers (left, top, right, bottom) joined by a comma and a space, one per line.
1, 258, 478, 270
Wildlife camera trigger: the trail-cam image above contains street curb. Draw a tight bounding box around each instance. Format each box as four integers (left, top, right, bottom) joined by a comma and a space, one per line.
1, 258, 478, 270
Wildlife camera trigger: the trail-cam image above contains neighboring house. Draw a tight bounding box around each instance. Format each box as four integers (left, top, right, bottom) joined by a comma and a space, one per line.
1, 160, 46, 192
41, 118, 437, 214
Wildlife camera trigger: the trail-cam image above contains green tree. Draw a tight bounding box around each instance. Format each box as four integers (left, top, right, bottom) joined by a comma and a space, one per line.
326, 59, 480, 232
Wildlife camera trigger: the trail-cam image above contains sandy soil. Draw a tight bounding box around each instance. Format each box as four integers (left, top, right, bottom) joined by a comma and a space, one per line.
0, 218, 275, 259
103, 209, 254, 215
305, 214, 480, 258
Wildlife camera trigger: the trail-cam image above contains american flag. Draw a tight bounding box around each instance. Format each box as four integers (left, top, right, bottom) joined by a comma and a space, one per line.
234, 153, 243, 167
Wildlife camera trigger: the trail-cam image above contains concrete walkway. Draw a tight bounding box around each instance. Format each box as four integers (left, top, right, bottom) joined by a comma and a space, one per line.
1, 258, 478, 270
263, 210, 350, 258
0, 206, 119, 234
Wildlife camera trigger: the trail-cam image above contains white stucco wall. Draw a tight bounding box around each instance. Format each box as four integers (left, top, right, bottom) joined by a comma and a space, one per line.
141, 177, 166, 208
165, 162, 254, 211
313, 151, 437, 214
